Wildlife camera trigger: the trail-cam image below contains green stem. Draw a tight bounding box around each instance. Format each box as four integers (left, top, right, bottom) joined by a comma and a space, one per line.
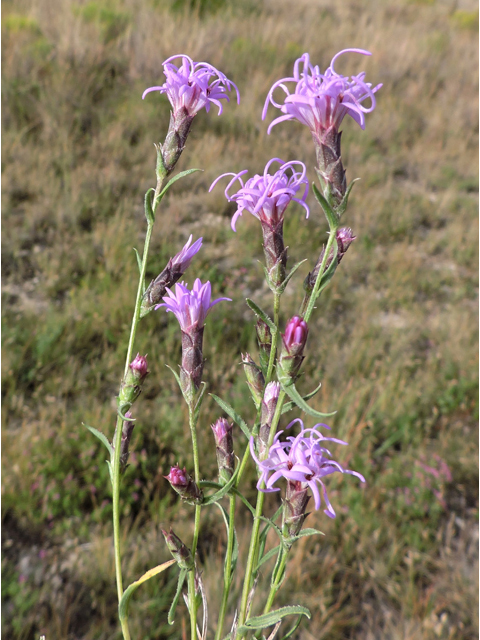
237, 388, 286, 637
112, 177, 164, 640
215, 493, 237, 640
262, 548, 289, 617
188, 403, 201, 640
303, 225, 337, 324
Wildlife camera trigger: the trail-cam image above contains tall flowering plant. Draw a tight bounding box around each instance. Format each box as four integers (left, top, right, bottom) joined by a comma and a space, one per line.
86, 50, 380, 640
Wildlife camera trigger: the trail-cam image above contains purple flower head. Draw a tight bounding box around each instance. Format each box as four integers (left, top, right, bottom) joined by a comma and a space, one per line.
250, 419, 365, 518
263, 49, 382, 135
142, 54, 240, 117
210, 158, 309, 231
156, 278, 231, 331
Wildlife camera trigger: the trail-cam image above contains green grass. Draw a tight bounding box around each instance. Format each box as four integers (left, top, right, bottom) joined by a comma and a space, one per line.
2, 0, 478, 638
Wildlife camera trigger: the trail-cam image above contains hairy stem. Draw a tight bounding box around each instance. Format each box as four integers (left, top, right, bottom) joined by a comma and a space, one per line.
215, 493, 237, 640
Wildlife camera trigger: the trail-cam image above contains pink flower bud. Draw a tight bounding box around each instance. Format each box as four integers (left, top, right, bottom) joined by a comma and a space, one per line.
282, 316, 308, 356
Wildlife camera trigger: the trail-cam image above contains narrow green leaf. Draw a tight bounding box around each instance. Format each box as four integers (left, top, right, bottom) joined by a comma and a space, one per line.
281, 382, 322, 414
209, 394, 251, 439
237, 605, 311, 632
201, 467, 239, 505
245, 299, 276, 332
255, 544, 281, 570
259, 505, 283, 545
144, 188, 155, 225
119, 560, 176, 622
280, 381, 336, 418
336, 177, 360, 218
165, 364, 182, 391
278, 614, 305, 640
83, 423, 114, 456
277, 259, 307, 294
214, 502, 239, 579
312, 182, 338, 231
290, 528, 324, 540
193, 382, 208, 422
158, 168, 202, 199
167, 568, 187, 625
133, 247, 143, 275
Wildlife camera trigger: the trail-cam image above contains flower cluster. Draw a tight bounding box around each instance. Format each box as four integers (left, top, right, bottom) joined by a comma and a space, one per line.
251, 420, 365, 518
210, 158, 309, 232
263, 49, 382, 135
143, 54, 240, 117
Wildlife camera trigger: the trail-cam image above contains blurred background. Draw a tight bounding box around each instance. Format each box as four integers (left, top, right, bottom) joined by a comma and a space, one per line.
2, 0, 478, 638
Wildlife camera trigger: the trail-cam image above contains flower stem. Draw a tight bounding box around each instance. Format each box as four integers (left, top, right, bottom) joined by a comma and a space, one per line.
303, 224, 337, 324
111, 178, 163, 640
188, 402, 201, 640
214, 493, 237, 640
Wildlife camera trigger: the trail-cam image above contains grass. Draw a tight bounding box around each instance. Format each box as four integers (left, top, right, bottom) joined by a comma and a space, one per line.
2, 0, 478, 638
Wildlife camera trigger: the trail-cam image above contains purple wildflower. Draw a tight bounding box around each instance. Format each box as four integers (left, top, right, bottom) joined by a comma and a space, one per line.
142, 54, 240, 117
250, 419, 365, 518
156, 278, 230, 331
157, 279, 230, 396
263, 49, 382, 135
210, 158, 309, 232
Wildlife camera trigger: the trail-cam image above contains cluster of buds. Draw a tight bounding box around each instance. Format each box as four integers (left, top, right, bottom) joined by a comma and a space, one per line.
165, 464, 203, 505
118, 354, 149, 410
162, 528, 194, 571
143, 55, 239, 177
112, 411, 135, 474
258, 382, 281, 458
141, 235, 203, 315
211, 418, 235, 484
242, 353, 265, 408
277, 316, 309, 383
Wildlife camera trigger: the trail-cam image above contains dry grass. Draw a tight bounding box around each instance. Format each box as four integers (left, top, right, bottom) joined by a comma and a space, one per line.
2, 0, 478, 638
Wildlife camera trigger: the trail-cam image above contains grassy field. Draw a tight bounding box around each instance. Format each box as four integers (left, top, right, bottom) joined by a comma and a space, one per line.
2, 0, 478, 638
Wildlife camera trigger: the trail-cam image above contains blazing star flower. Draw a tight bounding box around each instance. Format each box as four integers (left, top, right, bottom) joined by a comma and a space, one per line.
156, 278, 231, 331
250, 419, 365, 518
263, 49, 382, 134
142, 54, 240, 117
210, 158, 309, 232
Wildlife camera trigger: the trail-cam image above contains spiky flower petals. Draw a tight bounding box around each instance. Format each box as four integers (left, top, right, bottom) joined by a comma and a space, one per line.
142, 54, 240, 117
210, 158, 309, 232
263, 49, 381, 135
156, 278, 230, 332
250, 419, 365, 518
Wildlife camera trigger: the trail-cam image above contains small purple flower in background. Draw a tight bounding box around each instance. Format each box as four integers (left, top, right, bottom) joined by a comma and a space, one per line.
210, 159, 309, 287
143, 54, 240, 117
263, 49, 381, 135
250, 419, 365, 518
142, 54, 239, 176
210, 158, 309, 232
263, 49, 381, 204
157, 278, 230, 331
142, 235, 203, 313
157, 279, 231, 396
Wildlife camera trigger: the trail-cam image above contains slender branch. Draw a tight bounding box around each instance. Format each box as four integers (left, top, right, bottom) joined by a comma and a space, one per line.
303, 226, 337, 324
215, 493, 237, 640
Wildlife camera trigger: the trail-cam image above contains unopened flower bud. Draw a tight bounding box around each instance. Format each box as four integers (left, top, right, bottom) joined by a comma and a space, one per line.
118, 354, 149, 409
261, 219, 287, 287
112, 411, 135, 474
211, 418, 235, 483
242, 353, 265, 408
278, 316, 308, 380
256, 318, 273, 373
283, 480, 311, 545
258, 382, 281, 458
336, 227, 356, 263
165, 464, 203, 505
162, 528, 194, 571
